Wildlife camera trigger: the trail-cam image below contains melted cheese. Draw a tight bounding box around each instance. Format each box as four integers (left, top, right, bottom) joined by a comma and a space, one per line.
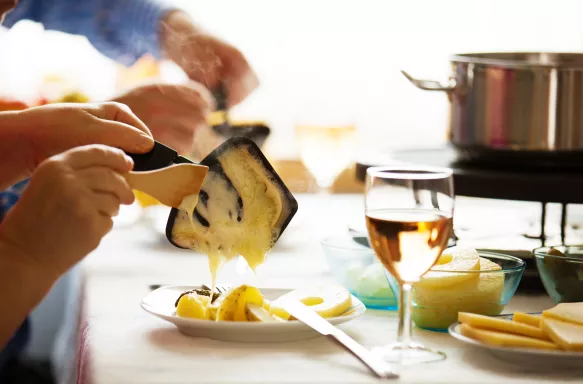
173, 147, 284, 288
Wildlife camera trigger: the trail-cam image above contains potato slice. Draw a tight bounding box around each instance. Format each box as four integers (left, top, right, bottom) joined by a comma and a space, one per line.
214, 285, 265, 321
245, 303, 276, 322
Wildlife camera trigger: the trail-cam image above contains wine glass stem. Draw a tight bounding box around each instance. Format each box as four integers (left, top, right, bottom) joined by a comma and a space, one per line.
397, 283, 413, 345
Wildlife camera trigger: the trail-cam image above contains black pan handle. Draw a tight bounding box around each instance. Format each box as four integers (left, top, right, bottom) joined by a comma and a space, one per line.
125, 141, 179, 172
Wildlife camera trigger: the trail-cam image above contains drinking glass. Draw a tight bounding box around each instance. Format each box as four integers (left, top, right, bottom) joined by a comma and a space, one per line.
295, 124, 356, 193
365, 166, 454, 364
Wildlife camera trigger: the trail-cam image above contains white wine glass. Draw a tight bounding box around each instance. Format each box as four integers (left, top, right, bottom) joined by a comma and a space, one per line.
295, 124, 356, 193
294, 93, 357, 194
365, 165, 454, 364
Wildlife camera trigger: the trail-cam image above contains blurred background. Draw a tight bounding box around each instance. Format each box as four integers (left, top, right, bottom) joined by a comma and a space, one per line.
3, 0, 583, 161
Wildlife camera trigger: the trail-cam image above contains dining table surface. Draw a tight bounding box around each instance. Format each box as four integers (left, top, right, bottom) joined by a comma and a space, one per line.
78, 193, 583, 384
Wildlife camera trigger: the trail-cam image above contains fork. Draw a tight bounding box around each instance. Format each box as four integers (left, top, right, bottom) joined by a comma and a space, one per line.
201, 284, 230, 293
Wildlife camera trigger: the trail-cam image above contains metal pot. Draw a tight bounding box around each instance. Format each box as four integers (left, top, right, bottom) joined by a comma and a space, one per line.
403, 52, 583, 168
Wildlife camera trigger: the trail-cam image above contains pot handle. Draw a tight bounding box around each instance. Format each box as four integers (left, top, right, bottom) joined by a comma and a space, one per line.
401, 70, 456, 92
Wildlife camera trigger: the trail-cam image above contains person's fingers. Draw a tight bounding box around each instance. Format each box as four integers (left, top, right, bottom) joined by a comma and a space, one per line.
97, 102, 152, 137
181, 81, 215, 111
226, 68, 260, 107
78, 166, 135, 205
148, 117, 204, 154
59, 145, 134, 174
89, 102, 154, 154
94, 214, 114, 237
203, 39, 259, 107
147, 82, 214, 114
91, 192, 121, 217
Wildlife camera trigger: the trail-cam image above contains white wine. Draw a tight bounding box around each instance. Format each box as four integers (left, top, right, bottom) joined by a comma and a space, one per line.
296, 125, 356, 189
366, 209, 452, 284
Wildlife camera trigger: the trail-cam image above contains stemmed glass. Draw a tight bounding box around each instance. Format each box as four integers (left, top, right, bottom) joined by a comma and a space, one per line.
295, 123, 356, 193
365, 166, 454, 364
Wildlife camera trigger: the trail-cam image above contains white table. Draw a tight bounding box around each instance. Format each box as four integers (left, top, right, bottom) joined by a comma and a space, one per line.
79, 194, 578, 384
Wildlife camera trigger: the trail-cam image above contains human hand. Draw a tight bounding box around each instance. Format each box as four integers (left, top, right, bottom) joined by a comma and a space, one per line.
0, 102, 153, 188
0, 145, 135, 279
112, 81, 214, 154
160, 10, 259, 107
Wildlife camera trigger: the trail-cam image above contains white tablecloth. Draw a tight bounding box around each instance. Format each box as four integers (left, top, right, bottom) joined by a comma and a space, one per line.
79, 194, 581, 384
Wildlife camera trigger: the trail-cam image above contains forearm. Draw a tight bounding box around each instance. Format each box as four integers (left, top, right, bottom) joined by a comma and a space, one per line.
0, 237, 55, 349
0, 112, 33, 190
2, 0, 178, 66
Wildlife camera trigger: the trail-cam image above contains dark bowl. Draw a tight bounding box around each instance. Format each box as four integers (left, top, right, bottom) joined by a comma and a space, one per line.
212, 121, 271, 149
533, 245, 583, 303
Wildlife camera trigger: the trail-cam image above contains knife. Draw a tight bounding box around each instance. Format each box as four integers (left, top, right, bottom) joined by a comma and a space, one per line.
283, 301, 399, 379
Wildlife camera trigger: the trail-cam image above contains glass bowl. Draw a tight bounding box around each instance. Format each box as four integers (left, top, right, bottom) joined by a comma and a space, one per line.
321, 234, 397, 310
533, 245, 583, 303
386, 251, 525, 332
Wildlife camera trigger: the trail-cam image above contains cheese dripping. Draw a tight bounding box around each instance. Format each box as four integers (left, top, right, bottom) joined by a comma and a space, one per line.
174, 147, 283, 293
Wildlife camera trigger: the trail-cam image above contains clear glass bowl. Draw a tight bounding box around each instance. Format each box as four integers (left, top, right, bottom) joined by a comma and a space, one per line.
533, 245, 583, 303
385, 251, 525, 332
321, 234, 397, 310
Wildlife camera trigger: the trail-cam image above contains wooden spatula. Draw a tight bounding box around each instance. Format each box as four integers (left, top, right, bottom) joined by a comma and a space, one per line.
124, 163, 208, 208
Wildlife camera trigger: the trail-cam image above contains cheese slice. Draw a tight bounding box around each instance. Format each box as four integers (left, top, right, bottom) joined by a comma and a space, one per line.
460, 324, 558, 350
542, 302, 583, 326
541, 317, 583, 351
513, 312, 541, 328
458, 312, 551, 341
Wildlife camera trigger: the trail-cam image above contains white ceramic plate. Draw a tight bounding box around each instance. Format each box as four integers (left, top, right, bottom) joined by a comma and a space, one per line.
141, 285, 366, 342
449, 320, 583, 368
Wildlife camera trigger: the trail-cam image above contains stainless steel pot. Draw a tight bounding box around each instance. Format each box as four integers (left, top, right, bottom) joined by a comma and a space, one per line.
403, 52, 583, 167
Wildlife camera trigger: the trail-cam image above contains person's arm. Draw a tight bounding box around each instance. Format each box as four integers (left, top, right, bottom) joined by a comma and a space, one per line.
0, 112, 34, 191
2, 0, 177, 66
0, 238, 55, 349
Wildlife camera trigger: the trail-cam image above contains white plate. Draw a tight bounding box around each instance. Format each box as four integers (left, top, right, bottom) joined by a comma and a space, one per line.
141, 285, 366, 342
449, 320, 583, 368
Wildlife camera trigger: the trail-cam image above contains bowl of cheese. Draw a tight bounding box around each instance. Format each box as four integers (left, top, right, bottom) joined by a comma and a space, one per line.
385, 247, 525, 332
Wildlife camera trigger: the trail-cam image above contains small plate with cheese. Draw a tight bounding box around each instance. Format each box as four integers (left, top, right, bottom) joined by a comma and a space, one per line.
449, 304, 583, 367
141, 284, 366, 343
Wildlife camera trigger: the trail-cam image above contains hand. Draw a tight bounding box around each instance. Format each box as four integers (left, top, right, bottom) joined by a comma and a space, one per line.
160, 10, 259, 107
112, 81, 214, 154
0, 102, 154, 189
0, 145, 135, 279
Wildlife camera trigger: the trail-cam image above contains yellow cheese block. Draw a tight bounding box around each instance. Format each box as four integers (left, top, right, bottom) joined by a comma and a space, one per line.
541, 317, 583, 351
414, 257, 503, 308
460, 324, 558, 350
543, 303, 583, 327
513, 312, 541, 328
458, 312, 551, 341
412, 257, 504, 329
416, 247, 481, 289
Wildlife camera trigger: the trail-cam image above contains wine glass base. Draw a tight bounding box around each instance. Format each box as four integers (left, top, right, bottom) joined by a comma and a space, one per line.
372, 342, 446, 365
